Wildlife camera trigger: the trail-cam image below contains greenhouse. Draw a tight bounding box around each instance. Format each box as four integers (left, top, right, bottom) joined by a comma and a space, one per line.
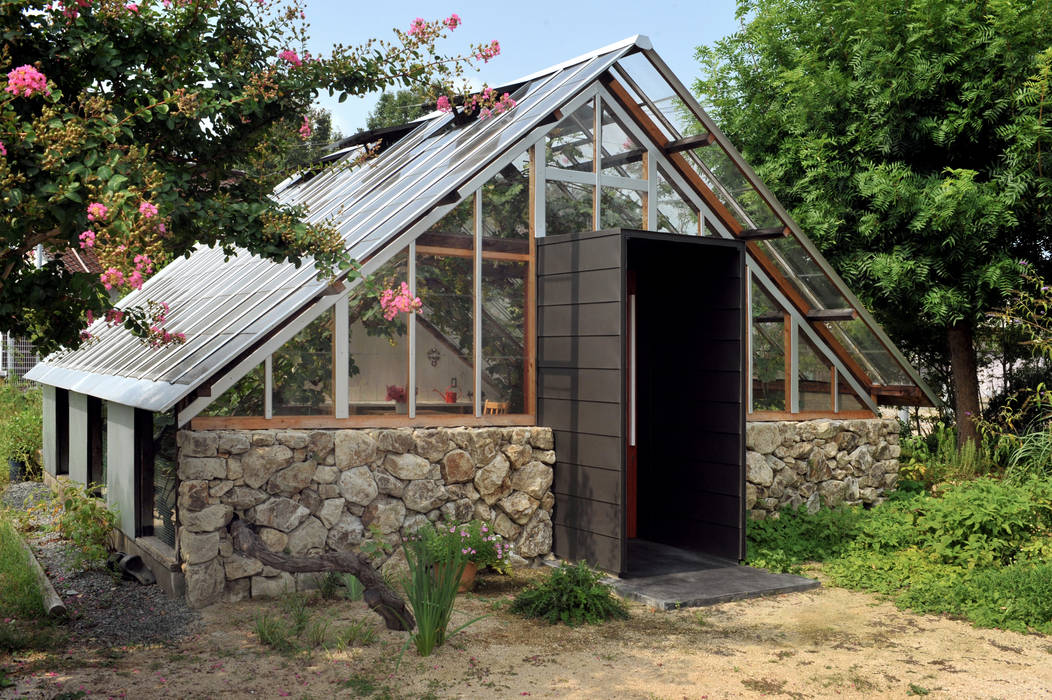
27, 36, 935, 604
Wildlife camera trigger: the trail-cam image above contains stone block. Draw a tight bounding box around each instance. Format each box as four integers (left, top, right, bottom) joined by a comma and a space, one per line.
224, 554, 263, 580
440, 498, 475, 524
223, 578, 251, 603
819, 480, 848, 507
222, 486, 268, 511
475, 453, 510, 500
362, 497, 405, 534
498, 491, 538, 525
276, 431, 309, 449
374, 471, 405, 498
339, 466, 379, 506
181, 432, 219, 458
252, 497, 309, 532
179, 457, 226, 481
327, 512, 364, 551
218, 432, 251, 455
185, 557, 225, 608
258, 528, 288, 552
297, 488, 322, 515
287, 516, 327, 555
307, 432, 335, 462
746, 422, 781, 454
268, 461, 316, 497
241, 445, 294, 489
493, 511, 521, 540
334, 431, 379, 469
517, 509, 552, 558
178, 480, 210, 511
318, 498, 344, 529
374, 428, 415, 454
441, 450, 475, 483
453, 428, 500, 465
404, 479, 448, 513
384, 452, 430, 480
529, 427, 554, 450
746, 451, 774, 487
510, 461, 553, 500
180, 504, 233, 533
414, 430, 454, 462
180, 529, 219, 564
318, 483, 340, 499
250, 432, 276, 446
209, 480, 233, 499
503, 444, 532, 468
314, 464, 339, 484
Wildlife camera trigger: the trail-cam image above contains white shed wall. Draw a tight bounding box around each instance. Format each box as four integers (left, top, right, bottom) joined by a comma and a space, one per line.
41, 385, 56, 477
106, 402, 137, 536
68, 392, 89, 485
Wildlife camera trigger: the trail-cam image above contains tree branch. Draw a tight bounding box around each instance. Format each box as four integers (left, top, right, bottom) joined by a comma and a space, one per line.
229, 518, 414, 631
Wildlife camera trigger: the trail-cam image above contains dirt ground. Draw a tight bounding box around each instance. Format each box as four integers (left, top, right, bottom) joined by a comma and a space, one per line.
6, 569, 1052, 699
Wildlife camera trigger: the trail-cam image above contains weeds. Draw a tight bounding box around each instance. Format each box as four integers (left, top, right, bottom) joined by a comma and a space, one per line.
341, 573, 364, 601
0, 516, 44, 619
54, 483, 118, 570
332, 618, 377, 648
509, 561, 628, 626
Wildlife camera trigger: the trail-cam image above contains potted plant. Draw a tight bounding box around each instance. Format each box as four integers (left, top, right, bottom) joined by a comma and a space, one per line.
415, 519, 511, 591
386, 384, 408, 414
0, 381, 42, 482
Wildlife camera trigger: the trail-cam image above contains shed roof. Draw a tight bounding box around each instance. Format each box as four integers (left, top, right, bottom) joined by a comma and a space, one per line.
27, 36, 938, 413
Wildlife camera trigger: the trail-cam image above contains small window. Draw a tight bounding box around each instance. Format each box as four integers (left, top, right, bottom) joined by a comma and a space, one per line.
751, 283, 786, 412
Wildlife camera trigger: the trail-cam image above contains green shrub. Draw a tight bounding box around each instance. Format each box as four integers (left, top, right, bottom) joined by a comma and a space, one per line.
915, 478, 1050, 567
509, 562, 628, 626
745, 504, 865, 572
55, 483, 118, 570
340, 573, 364, 601
0, 381, 42, 480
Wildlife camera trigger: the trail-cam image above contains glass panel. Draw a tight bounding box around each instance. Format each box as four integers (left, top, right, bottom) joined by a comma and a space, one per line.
600, 106, 644, 178
838, 373, 867, 412
798, 337, 833, 412
417, 196, 473, 253
546, 180, 594, 235
826, 318, 910, 385
201, 363, 265, 417
756, 236, 848, 310
482, 151, 530, 251
482, 259, 527, 414
546, 98, 594, 172
153, 412, 177, 547
273, 308, 335, 416
656, 167, 699, 235
347, 249, 409, 414
600, 187, 643, 230
416, 249, 474, 415
752, 282, 786, 412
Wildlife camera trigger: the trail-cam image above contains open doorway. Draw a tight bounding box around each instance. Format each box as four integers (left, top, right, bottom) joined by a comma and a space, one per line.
626, 236, 745, 575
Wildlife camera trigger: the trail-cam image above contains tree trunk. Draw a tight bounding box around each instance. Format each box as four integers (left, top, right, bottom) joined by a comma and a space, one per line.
229, 518, 414, 631
946, 322, 981, 449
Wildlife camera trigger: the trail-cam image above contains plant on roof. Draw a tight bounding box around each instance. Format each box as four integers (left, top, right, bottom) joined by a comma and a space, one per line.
0, 2, 501, 354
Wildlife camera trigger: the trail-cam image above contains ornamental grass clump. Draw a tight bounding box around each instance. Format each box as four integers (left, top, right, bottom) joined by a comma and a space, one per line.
510, 561, 629, 626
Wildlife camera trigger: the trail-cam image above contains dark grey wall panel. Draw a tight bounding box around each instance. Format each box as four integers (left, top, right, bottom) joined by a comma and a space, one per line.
553, 463, 620, 504
538, 268, 621, 306
538, 368, 622, 403
537, 232, 621, 275
537, 302, 621, 337
551, 430, 621, 469
554, 493, 621, 534
538, 335, 621, 369
553, 525, 620, 569
540, 398, 621, 437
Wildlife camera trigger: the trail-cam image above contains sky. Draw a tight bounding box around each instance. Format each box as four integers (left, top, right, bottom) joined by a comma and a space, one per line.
301, 0, 743, 134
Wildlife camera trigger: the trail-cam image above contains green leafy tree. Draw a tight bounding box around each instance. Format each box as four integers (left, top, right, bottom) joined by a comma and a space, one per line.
365, 84, 438, 129
695, 0, 1052, 445
0, 3, 491, 353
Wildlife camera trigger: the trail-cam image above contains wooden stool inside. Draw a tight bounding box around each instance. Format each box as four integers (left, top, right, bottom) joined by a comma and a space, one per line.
483, 400, 509, 415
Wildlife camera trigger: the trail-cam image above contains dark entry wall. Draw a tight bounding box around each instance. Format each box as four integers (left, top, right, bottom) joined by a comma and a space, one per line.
537, 230, 746, 575
630, 237, 746, 562
537, 231, 626, 573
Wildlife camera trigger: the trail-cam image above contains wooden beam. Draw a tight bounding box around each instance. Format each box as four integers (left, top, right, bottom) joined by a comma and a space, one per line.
872, 385, 931, 407
737, 226, 788, 240
748, 410, 876, 421
806, 309, 856, 322
190, 413, 537, 430
664, 132, 715, 153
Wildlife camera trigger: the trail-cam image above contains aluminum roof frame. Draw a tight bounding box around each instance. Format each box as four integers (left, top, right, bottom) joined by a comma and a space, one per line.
27, 40, 637, 413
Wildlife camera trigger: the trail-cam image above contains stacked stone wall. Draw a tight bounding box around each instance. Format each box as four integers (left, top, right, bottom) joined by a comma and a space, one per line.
176, 427, 555, 608
746, 418, 900, 518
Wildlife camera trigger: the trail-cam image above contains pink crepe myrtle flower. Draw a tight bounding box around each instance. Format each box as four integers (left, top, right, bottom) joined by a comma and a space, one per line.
128, 270, 144, 289
125, 2, 138, 11
408, 17, 426, 36
436, 95, 452, 113
298, 115, 311, 141
5, 65, 50, 98
444, 13, 461, 29
133, 253, 153, 274
476, 40, 500, 62
379, 281, 422, 320
138, 201, 158, 218
100, 267, 124, 291
86, 202, 108, 222
0, 141, 6, 157
78, 230, 96, 249
279, 50, 302, 66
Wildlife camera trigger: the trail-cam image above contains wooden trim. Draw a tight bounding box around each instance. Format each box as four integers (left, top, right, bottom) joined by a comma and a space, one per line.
416, 245, 529, 262
738, 226, 789, 240
190, 414, 538, 431
783, 312, 793, 413
748, 410, 876, 422
664, 132, 715, 153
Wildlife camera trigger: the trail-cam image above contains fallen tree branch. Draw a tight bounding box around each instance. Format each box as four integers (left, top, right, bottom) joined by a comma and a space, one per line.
230, 518, 414, 631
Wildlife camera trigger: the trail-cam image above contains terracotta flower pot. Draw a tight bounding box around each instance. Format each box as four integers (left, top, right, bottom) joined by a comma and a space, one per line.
458, 560, 478, 593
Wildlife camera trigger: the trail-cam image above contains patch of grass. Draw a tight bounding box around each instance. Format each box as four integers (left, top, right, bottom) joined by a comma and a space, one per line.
0, 516, 44, 619
303, 618, 330, 649
907, 682, 931, 695
279, 592, 311, 635
332, 618, 377, 649
253, 612, 296, 654
509, 561, 629, 626
341, 573, 364, 601
340, 672, 377, 695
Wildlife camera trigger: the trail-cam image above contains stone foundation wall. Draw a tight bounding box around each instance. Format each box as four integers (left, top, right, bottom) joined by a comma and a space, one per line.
746, 418, 900, 518
175, 427, 555, 608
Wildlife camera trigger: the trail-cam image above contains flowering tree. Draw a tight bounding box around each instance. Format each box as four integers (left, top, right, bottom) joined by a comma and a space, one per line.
0, 1, 497, 354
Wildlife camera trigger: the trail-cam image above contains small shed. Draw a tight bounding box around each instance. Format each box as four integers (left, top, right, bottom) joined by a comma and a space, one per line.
27, 36, 936, 601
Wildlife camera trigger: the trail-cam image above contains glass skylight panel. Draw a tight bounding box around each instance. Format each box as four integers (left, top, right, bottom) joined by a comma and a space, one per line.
600, 107, 644, 179
600, 187, 643, 230
826, 319, 911, 386
546, 99, 595, 171
656, 167, 700, 235
755, 236, 848, 311
546, 181, 594, 235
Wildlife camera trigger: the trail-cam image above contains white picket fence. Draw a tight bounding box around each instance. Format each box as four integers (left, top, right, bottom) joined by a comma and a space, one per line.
1, 333, 39, 384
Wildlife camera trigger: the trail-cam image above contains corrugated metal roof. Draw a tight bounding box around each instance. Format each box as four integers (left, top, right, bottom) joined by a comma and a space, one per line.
26, 38, 639, 412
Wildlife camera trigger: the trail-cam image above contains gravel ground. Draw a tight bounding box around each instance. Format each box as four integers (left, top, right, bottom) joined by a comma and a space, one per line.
2, 480, 199, 648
